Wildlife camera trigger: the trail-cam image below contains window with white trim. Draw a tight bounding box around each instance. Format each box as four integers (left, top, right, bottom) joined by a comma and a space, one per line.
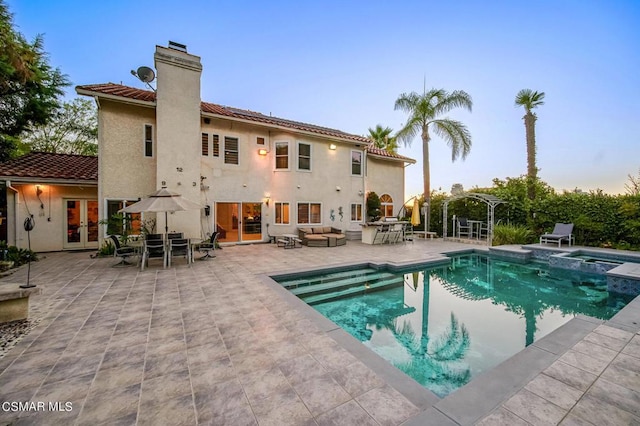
297, 202, 321, 224
380, 194, 394, 217
298, 142, 311, 171
201, 133, 209, 156
212, 134, 220, 157
224, 137, 239, 164
351, 150, 362, 175
275, 202, 290, 224
144, 124, 153, 157
351, 203, 363, 221
275, 142, 289, 169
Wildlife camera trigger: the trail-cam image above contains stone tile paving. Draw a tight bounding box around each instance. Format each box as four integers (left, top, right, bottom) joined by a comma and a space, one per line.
0, 240, 638, 425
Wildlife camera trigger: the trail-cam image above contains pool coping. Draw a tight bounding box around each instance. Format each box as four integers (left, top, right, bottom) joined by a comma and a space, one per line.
261, 248, 640, 425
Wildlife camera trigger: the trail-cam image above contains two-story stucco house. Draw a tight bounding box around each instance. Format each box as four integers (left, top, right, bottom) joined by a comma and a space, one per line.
0, 42, 414, 252
76, 42, 414, 246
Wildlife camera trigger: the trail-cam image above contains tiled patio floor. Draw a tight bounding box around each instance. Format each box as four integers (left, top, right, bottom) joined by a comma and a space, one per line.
0, 240, 639, 425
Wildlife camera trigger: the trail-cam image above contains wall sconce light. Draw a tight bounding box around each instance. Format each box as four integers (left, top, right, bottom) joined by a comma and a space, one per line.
258, 149, 268, 156
264, 196, 270, 206
358, 189, 363, 196
35, 185, 43, 196
336, 186, 341, 192
329, 144, 337, 150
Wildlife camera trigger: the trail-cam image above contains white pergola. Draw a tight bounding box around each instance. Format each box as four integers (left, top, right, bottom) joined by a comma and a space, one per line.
442, 192, 506, 245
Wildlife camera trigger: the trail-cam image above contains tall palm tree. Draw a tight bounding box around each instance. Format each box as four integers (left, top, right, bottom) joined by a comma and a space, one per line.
367, 124, 398, 152
395, 89, 473, 230
515, 89, 545, 200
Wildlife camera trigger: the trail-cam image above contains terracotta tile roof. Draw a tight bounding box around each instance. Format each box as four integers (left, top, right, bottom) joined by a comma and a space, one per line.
77, 83, 406, 152
77, 83, 156, 103
0, 152, 98, 182
365, 145, 416, 163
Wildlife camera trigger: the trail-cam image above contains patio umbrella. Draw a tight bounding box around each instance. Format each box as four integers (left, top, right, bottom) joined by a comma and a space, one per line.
411, 198, 421, 227
119, 188, 202, 234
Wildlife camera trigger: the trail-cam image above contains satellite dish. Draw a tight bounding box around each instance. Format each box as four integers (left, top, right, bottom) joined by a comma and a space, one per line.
136, 66, 155, 83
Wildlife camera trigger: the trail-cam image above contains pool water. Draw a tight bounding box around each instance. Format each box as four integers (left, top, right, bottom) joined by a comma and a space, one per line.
275, 254, 633, 397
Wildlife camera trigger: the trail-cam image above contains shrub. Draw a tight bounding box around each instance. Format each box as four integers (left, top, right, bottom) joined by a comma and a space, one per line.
0, 241, 38, 266
492, 224, 533, 246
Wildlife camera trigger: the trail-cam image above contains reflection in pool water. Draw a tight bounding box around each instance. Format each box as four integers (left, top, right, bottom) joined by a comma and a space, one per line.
276, 254, 633, 397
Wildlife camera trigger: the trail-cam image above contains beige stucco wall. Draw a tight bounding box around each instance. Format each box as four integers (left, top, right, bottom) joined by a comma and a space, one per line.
98, 100, 157, 240
199, 117, 370, 237
8, 183, 97, 252
154, 46, 202, 239
365, 157, 408, 218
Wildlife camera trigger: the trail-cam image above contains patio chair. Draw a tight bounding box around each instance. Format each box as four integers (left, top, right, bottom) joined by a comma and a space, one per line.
540, 223, 575, 247
108, 235, 136, 267
403, 224, 415, 243
167, 232, 183, 240
457, 217, 471, 238
196, 232, 218, 260
141, 237, 166, 270
167, 238, 190, 267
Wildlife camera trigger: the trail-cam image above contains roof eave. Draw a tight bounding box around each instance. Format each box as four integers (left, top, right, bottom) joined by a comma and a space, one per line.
367, 153, 416, 164
1, 177, 98, 186
76, 88, 156, 108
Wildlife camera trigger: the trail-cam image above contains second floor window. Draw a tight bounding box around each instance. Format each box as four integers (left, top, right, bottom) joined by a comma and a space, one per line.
201, 133, 209, 156
224, 137, 239, 165
275, 142, 289, 169
298, 142, 311, 171
212, 134, 220, 157
144, 124, 153, 157
351, 150, 362, 175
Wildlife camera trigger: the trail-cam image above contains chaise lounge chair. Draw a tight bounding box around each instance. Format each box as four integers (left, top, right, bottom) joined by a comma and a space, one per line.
539, 223, 574, 247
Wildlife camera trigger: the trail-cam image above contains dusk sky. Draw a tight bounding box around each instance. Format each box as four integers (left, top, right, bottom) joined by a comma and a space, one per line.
8, 0, 640, 200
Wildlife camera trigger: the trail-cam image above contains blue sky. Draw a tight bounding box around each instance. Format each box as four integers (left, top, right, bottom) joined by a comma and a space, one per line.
8, 0, 640, 199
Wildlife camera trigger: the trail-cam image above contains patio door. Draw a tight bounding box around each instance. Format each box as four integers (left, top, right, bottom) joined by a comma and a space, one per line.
64, 199, 99, 250
216, 202, 262, 243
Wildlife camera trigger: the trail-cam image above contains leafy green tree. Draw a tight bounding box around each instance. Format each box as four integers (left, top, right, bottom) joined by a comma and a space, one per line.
366, 191, 381, 221
367, 124, 398, 152
0, 0, 68, 161
395, 88, 473, 230
20, 98, 97, 155
515, 89, 545, 200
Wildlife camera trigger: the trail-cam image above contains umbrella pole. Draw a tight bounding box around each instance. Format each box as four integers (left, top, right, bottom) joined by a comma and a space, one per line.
165, 211, 169, 234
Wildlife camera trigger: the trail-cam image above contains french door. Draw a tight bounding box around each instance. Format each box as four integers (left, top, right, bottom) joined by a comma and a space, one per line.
216, 202, 262, 243
63, 199, 99, 249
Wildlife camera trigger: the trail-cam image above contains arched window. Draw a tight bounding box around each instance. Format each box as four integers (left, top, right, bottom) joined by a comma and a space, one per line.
380, 194, 394, 217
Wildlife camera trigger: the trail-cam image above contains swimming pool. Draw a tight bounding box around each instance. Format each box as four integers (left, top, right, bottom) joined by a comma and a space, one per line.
275, 254, 633, 397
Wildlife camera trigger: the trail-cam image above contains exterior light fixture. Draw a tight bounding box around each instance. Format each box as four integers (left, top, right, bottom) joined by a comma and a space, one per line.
329, 144, 337, 150
258, 149, 268, 156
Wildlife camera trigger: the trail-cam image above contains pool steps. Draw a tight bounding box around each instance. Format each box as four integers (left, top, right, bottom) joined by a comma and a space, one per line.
302, 276, 404, 305
279, 268, 405, 305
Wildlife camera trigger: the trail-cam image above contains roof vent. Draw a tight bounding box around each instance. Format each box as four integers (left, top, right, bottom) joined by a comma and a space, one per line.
168, 41, 187, 52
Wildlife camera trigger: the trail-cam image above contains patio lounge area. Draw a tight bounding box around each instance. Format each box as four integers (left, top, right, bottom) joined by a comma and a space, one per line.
1, 240, 640, 425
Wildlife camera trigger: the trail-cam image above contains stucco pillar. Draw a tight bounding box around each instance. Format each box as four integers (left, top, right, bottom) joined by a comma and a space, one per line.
154, 44, 203, 239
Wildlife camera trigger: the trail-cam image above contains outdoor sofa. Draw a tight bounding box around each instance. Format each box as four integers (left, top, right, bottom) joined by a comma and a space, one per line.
298, 227, 347, 247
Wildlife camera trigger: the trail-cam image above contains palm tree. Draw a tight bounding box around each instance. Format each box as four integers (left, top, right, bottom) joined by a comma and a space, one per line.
395, 89, 473, 230
367, 124, 398, 152
515, 89, 545, 200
